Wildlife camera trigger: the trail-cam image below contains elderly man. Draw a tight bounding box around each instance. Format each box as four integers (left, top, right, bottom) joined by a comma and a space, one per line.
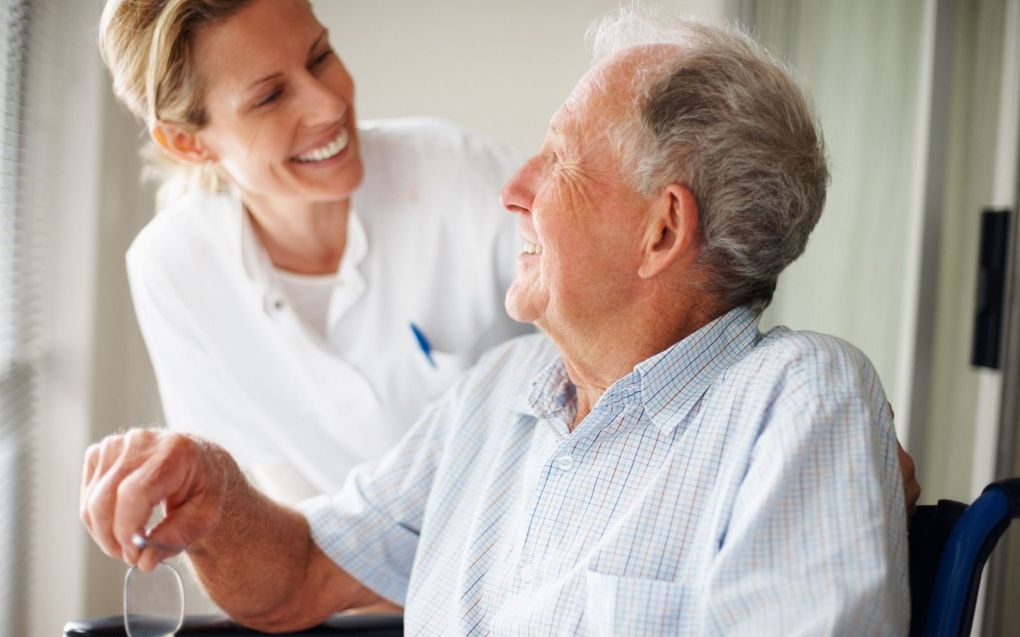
81, 11, 910, 635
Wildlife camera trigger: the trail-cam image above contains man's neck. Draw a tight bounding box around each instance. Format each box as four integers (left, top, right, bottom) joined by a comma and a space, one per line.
552, 294, 728, 431
245, 197, 351, 275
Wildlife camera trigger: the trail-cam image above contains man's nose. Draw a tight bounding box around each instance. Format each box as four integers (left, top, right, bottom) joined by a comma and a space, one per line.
500, 158, 539, 215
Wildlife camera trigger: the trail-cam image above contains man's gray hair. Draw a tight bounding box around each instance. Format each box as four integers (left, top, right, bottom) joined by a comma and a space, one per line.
588, 6, 829, 311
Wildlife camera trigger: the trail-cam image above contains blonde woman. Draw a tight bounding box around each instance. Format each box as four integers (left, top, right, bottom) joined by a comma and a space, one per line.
100, 0, 530, 504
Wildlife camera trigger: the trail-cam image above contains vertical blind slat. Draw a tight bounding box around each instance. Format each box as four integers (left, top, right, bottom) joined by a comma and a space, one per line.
0, 0, 34, 635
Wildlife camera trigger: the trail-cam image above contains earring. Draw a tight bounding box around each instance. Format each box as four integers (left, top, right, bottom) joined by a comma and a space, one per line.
153, 128, 169, 149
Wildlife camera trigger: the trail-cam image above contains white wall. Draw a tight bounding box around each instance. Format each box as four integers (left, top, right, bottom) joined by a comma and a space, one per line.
313, 0, 730, 156
753, 0, 927, 432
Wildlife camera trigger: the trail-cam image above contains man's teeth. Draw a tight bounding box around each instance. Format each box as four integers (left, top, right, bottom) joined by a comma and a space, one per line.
522, 241, 543, 255
294, 129, 349, 163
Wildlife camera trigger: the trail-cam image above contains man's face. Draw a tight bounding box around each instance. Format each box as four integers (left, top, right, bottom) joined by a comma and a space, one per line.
500, 52, 653, 339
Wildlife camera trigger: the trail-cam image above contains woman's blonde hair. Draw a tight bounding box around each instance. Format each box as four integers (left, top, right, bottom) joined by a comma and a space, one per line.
99, 0, 256, 204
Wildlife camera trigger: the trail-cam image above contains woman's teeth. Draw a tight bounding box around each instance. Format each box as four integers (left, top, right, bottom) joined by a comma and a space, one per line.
294, 128, 349, 163
522, 241, 542, 255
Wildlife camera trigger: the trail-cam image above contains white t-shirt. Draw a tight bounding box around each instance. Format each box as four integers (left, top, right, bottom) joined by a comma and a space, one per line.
270, 267, 337, 339
127, 118, 531, 504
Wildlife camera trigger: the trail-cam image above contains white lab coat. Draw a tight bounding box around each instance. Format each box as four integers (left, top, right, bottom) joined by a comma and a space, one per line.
127, 119, 531, 504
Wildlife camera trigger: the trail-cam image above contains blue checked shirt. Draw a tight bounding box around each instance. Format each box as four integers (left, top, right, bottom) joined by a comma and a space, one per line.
301, 306, 909, 635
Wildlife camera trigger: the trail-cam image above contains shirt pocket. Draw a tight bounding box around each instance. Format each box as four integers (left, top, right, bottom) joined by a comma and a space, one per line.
583, 570, 687, 636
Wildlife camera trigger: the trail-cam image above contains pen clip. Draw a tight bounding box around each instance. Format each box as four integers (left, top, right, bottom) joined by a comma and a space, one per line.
410, 322, 436, 368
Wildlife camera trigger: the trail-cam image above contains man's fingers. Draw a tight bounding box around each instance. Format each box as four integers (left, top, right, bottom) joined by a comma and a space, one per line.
80, 429, 194, 565
87, 465, 131, 560
110, 430, 168, 562
80, 428, 227, 570
82, 436, 136, 560
113, 433, 219, 566
79, 442, 102, 529
113, 463, 184, 564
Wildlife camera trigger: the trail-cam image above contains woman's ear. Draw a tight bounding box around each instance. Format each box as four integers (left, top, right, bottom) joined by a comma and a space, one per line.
638, 183, 700, 279
150, 122, 215, 164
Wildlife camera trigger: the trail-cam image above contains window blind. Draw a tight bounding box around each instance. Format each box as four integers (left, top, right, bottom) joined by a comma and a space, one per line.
0, 0, 35, 634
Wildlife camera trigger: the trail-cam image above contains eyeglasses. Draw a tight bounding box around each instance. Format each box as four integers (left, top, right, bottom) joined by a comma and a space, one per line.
123, 533, 185, 637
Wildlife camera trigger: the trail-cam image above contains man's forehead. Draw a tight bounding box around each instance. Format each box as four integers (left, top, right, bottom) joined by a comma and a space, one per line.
564, 44, 684, 111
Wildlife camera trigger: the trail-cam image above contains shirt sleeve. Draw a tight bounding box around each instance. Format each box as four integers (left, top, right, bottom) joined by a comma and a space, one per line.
698, 341, 910, 635
297, 392, 452, 606
126, 246, 274, 468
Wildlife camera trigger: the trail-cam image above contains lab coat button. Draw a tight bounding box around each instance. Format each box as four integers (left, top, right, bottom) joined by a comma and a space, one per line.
555, 454, 574, 470
263, 294, 286, 314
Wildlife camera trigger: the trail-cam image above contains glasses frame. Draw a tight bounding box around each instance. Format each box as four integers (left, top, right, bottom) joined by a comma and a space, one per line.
123, 561, 185, 637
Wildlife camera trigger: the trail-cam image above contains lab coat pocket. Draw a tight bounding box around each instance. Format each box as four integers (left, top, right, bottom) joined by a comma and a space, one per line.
583, 570, 685, 636
405, 326, 471, 398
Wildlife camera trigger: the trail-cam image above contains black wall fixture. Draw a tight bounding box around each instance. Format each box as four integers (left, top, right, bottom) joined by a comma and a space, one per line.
972, 208, 1012, 369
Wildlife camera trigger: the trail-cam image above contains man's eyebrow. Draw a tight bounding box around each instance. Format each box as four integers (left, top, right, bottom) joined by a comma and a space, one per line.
244, 29, 329, 92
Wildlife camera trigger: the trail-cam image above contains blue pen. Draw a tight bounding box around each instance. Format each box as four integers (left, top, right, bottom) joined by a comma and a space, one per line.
410, 322, 436, 368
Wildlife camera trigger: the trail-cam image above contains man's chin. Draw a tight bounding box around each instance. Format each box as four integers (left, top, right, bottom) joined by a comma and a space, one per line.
504, 289, 544, 325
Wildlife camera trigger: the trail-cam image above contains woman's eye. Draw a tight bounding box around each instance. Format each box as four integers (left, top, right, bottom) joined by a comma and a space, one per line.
256, 88, 283, 107
313, 49, 334, 66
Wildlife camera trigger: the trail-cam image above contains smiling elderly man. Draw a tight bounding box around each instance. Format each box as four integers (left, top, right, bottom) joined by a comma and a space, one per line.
81, 11, 910, 636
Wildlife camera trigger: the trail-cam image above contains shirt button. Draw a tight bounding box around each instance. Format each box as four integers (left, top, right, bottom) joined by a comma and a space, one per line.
520, 565, 536, 584
273, 299, 285, 310
555, 454, 574, 470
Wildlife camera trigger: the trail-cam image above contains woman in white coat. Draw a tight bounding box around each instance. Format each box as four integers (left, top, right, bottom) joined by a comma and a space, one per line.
100, 0, 530, 504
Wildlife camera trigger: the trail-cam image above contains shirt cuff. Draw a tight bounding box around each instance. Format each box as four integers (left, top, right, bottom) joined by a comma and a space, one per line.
297, 492, 418, 606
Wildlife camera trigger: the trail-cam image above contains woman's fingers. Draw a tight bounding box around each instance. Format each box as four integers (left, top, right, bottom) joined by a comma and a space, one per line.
896, 442, 921, 516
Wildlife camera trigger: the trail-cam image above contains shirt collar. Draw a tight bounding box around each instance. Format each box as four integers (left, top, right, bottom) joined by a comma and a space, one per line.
523, 357, 576, 421
514, 306, 761, 435
234, 187, 369, 289
636, 306, 761, 434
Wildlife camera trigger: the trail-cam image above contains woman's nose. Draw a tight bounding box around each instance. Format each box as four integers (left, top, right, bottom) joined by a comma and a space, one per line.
298, 75, 348, 127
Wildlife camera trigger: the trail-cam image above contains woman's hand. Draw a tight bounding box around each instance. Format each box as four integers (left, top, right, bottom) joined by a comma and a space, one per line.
897, 441, 921, 517
887, 402, 921, 516
79, 428, 237, 572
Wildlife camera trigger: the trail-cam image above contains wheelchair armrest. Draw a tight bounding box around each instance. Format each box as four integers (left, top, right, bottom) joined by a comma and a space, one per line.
63, 613, 403, 636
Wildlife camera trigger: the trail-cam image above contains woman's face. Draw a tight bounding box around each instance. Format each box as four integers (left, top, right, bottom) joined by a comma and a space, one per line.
188, 0, 363, 207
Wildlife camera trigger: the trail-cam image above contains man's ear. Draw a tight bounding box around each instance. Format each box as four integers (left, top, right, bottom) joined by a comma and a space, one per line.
150, 122, 215, 164
638, 183, 700, 279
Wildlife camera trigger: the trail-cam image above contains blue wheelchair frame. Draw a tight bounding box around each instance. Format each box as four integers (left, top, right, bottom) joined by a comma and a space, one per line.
919, 478, 1020, 637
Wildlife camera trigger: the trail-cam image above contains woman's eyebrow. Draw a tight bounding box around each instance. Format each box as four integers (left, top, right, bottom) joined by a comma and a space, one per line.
243, 29, 329, 94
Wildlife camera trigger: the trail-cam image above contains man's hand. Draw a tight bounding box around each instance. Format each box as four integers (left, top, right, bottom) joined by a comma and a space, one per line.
80, 427, 383, 630
897, 442, 920, 516
79, 428, 234, 571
